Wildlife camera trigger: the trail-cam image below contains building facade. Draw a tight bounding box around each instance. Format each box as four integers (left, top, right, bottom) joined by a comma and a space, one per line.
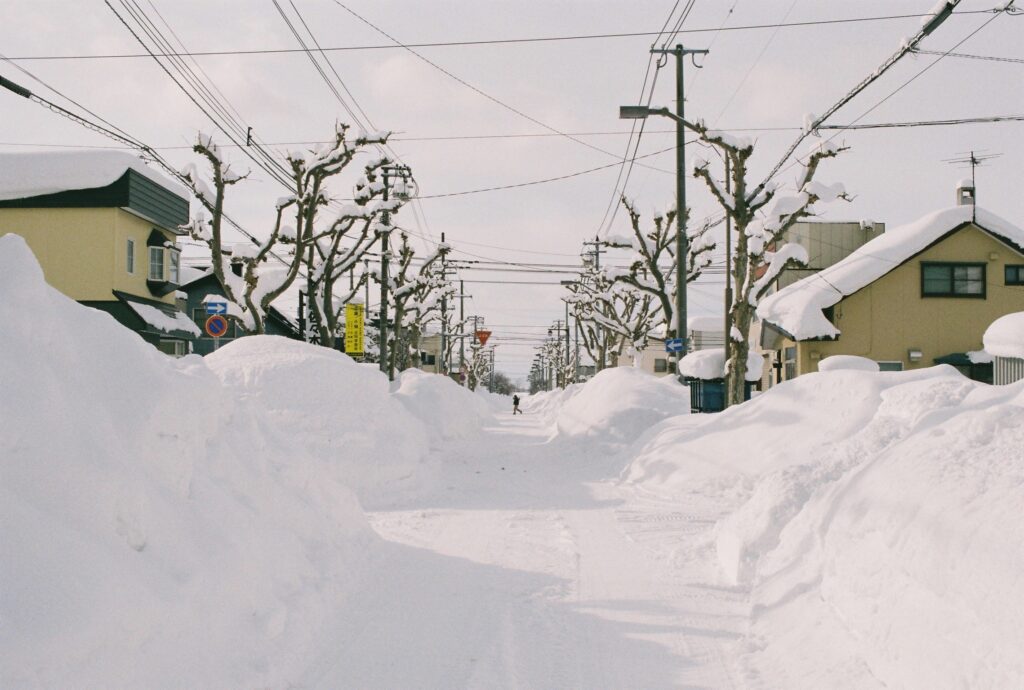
759, 196, 1024, 384
0, 152, 197, 354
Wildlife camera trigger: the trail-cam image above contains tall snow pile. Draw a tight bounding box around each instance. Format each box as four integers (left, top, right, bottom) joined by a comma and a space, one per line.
0, 235, 481, 688
552, 367, 690, 442
206, 337, 434, 499
392, 367, 491, 443
623, 365, 1024, 688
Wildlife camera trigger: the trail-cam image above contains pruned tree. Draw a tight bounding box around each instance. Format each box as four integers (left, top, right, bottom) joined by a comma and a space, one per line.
379, 233, 451, 376
179, 124, 389, 334
690, 124, 848, 405
465, 345, 492, 391
602, 197, 716, 344
310, 155, 408, 348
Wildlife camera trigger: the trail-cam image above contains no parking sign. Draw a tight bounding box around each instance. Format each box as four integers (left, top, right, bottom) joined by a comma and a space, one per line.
205, 314, 229, 338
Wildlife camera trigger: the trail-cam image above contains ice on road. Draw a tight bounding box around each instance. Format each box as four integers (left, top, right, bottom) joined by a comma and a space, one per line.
347, 411, 745, 689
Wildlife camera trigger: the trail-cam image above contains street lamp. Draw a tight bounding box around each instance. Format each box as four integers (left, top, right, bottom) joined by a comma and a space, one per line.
621, 44, 707, 381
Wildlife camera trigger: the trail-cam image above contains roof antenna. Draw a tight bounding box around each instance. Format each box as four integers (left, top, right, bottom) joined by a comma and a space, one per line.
942, 150, 1002, 222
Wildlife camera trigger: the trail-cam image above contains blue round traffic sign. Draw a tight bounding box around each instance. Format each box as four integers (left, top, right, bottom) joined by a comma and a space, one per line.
205, 314, 229, 338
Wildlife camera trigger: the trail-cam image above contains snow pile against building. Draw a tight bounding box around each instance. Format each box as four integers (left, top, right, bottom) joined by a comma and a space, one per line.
552, 367, 690, 443
622, 363, 1024, 688
0, 235, 475, 688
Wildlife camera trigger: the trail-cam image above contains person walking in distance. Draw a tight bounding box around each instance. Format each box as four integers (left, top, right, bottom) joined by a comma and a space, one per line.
512, 394, 522, 415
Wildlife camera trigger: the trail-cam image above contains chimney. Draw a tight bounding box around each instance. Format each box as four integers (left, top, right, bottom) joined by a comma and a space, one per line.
956, 178, 975, 206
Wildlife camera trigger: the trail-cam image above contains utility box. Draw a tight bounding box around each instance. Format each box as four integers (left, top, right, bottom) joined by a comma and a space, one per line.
684, 377, 754, 413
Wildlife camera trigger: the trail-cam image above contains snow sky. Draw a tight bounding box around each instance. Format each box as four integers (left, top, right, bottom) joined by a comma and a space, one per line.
2, 0, 1022, 377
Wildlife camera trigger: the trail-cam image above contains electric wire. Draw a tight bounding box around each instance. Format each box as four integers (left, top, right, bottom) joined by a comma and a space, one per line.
6, 9, 998, 61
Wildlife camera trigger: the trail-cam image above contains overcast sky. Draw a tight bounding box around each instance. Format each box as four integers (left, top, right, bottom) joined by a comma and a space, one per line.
3, 0, 1022, 378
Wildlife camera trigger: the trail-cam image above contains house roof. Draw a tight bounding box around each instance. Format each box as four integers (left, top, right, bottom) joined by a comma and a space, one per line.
0, 150, 187, 202
113, 290, 200, 340
757, 206, 1024, 341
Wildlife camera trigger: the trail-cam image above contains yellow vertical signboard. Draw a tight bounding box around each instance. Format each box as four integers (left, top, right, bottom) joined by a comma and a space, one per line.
344, 303, 365, 356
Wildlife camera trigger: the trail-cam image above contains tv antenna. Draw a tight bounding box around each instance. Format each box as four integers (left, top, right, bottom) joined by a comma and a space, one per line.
941, 150, 1002, 217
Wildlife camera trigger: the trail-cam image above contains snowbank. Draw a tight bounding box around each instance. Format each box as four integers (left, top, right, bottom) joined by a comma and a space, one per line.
393, 367, 491, 442
554, 367, 690, 443
623, 363, 1024, 688
817, 354, 879, 372
0, 235, 377, 688
983, 310, 1024, 360
206, 337, 433, 499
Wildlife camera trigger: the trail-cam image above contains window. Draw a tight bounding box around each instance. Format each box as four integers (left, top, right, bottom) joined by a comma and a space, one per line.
877, 361, 904, 372
784, 346, 797, 380
168, 248, 180, 284
921, 262, 985, 298
157, 339, 187, 357
654, 358, 668, 373
126, 239, 135, 274
1005, 265, 1024, 286
149, 247, 164, 281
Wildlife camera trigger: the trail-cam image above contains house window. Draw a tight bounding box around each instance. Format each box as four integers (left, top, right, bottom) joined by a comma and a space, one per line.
149, 247, 165, 281
654, 358, 668, 373
1005, 265, 1024, 286
877, 361, 904, 372
156, 339, 187, 357
784, 346, 797, 380
168, 248, 180, 284
126, 238, 135, 274
921, 262, 985, 298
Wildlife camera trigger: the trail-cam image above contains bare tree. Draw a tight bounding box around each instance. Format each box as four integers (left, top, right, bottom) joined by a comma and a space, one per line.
602, 198, 715, 343
179, 124, 389, 334
690, 125, 848, 404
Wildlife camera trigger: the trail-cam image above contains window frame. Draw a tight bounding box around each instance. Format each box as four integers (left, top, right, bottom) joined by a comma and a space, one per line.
653, 358, 668, 373
876, 361, 904, 372
148, 246, 165, 282
920, 261, 986, 299
126, 238, 135, 274
168, 247, 181, 284
1005, 264, 1024, 286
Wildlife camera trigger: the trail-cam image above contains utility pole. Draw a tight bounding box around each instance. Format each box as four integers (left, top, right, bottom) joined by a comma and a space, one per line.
581, 237, 606, 370
377, 163, 413, 381
459, 279, 468, 386
439, 232, 448, 375
649, 43, 708, 377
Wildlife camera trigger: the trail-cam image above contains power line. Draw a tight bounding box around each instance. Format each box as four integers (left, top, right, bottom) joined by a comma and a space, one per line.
417, 144, 679, 199
913, 47, 1024, 64
6, 9, 998, 61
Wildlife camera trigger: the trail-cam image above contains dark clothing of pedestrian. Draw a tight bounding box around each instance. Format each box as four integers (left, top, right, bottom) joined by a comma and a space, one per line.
512, 395, 522, 415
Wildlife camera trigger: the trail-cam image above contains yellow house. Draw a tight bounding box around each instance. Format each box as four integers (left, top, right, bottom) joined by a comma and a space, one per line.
0, 151, 199, 355
758, 193, 1024, 384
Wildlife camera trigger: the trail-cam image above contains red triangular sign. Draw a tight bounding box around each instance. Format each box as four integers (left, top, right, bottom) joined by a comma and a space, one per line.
476, 330, 492, 346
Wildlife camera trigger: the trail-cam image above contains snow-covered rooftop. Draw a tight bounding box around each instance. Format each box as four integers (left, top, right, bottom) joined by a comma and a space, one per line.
983, 311, 1024, 360
0, 150, 187, 202
758, 206, 1024, 340
125, 301, 201, 338
679, 347, 763, 381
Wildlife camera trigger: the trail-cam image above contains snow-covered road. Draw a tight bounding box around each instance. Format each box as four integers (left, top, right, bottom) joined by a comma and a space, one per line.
350, 411, 748, 689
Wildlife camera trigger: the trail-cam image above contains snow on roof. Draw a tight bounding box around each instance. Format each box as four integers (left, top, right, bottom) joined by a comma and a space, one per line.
983, 311, 1024, 360
126, 301, 201, 337
0, 150, 187, 202
758, 206, 1024, 340
679, 347, 763, 381
687, 315, 723, 333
